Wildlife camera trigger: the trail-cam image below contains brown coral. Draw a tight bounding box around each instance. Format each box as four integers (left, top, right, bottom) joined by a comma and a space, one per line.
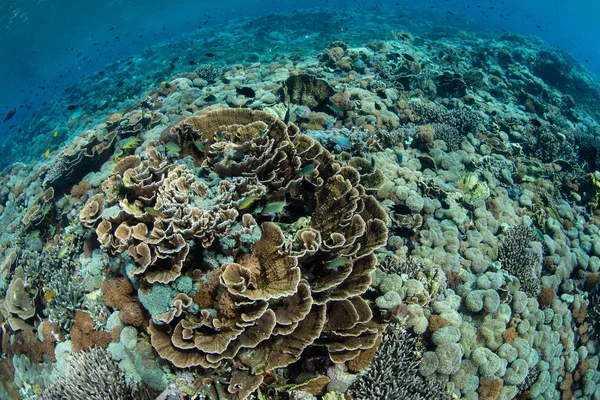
5, 321, 63, 364
70, 180, 92, 198
71, 311, 115, 353
478, 376, 503, 400
81, 109, 388, 394
539, 287, 556, 309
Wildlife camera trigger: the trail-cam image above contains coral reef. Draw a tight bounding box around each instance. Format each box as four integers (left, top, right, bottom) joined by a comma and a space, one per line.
2, 8, 600, 400
349, 325, 449, 399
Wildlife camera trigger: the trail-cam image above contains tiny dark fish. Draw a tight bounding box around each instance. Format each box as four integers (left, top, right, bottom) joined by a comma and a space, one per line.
236, 87, 256, 98
3, 108, 16, 122
189, 60, 197, 65
205, 94, 216, 102
392, 204, 412, 215
222, 78, 230, 84
391, 225, 416, 238
530, 119, 542, 127
109, 27, 114, 31
67, 105, 77, 111
205, 52, 216, 57
116, 81, 124, 87
376, 90, 387, 99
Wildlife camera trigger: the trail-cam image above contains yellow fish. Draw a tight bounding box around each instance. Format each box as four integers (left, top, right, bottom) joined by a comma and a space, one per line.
160, 81, 167, 85
144, 207, 167, 218
53, 131, 58, 137
44, 291, 55, 301
238, 196, 260, 210
44, 149, 50, 158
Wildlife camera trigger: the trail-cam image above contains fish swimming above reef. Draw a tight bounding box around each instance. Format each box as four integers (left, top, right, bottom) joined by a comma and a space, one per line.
238, 196, 260, 210
236, 87, 256, 98
164, 142, 182, 152
332, 135, 351, 149
326, 257, 350, 272
2, 108, 16, 122
298, 163, 316, 176
261, 197, 287, 216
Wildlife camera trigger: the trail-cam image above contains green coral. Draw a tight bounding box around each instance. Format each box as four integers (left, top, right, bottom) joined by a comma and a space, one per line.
138, 283, 178, 322
108, 338, 169, 391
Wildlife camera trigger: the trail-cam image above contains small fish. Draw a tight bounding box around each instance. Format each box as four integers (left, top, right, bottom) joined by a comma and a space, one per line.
326, 119, 335, 129
395, 150, 403, 164
326, 104, 342, 114
351, 116, 357, 126
205, 94, 216, 102
205, 52, 216, 57
25, 230, 40, 240
53, 131, 58, 137
298, 163, 316, 176
262, 198, 287, 216
3, 108, 16, 122
530, 119, 542, 127
236, 87, 256, 98
57, 247, 69, 258
44, 149, 50, 158
391, 225, 416, 238
392, 204, 412, 215
44, 291, 56, 301
160, 81, 167, 85
238, 196, 260, 210
189, 60, 197, 65
326, 257, 349, 271
259, 129, 267, 138
353, 60, 364, 68
120, 137, 140, 150
294, 107, 304, 115
332, 135, 351, 149
144, 207, 166, 218
164, 142, 182, 152
215, 130, 224, 140
194, 141, 206, 152
67, 105, 77, 111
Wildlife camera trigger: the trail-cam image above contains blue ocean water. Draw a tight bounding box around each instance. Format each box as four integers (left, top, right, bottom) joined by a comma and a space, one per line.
1, 0, 599, 146
1, 1, 600, 399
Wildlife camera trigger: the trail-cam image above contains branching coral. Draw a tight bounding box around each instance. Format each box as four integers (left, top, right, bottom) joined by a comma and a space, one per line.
38, 346, 137, 400
349, 325, 449, 400
497, 225, 544, 297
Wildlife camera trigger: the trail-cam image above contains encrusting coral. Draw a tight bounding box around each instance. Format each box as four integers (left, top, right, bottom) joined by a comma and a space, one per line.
80, 108, 388, 391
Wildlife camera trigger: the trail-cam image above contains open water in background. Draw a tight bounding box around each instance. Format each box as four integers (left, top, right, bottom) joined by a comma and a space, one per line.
0, 0, 599, 142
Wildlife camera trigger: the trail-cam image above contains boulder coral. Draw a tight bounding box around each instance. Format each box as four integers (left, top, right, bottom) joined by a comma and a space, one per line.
81, 108, 388, 385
